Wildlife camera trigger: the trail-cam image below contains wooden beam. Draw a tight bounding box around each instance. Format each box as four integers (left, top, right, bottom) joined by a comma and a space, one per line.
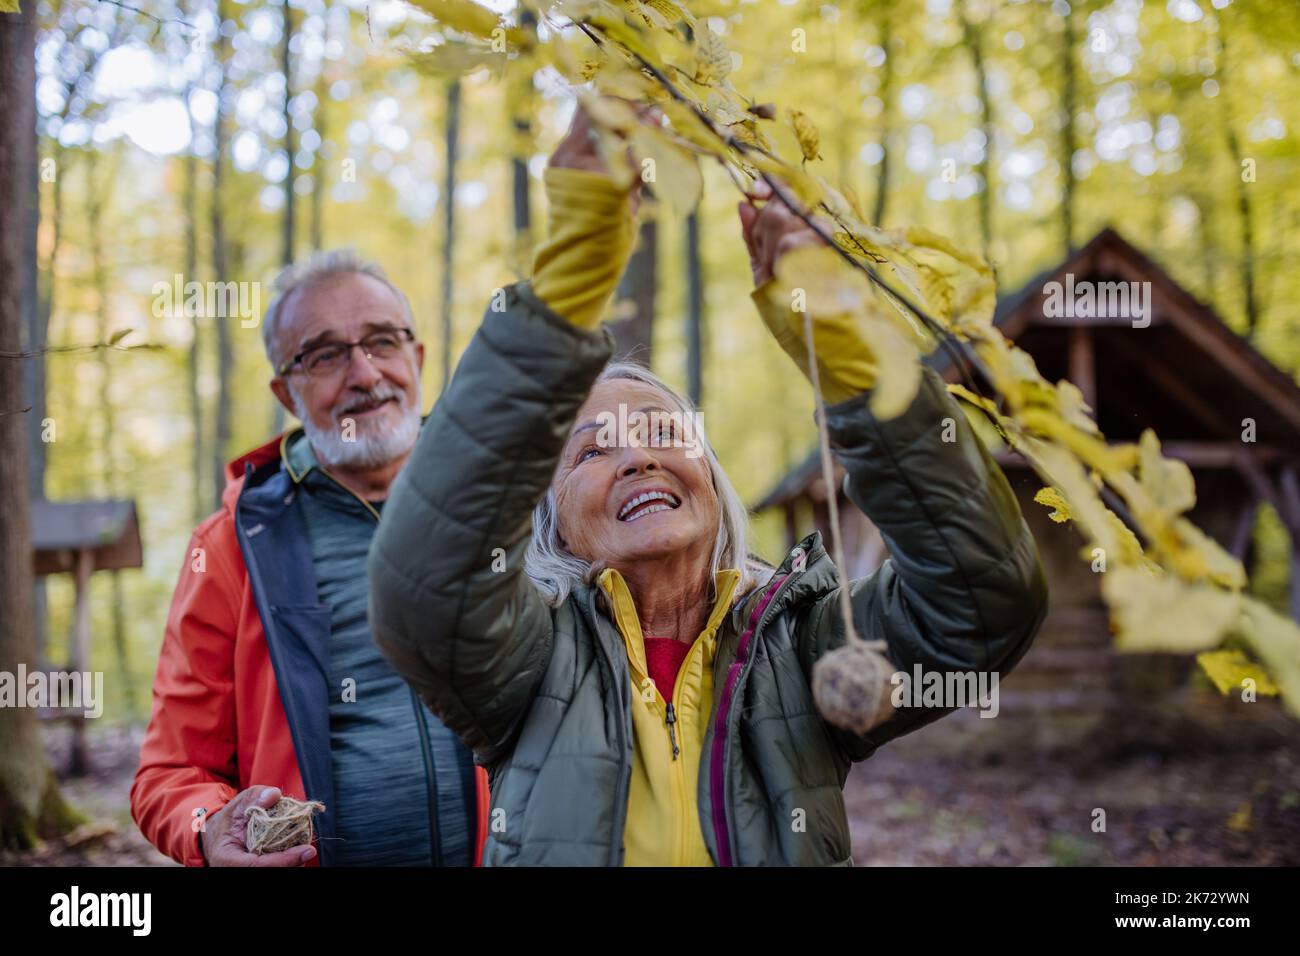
1280, 466, 1300, 624
1068, 325, 1096, 411
996, 443, 1293, 470
1165, 441, 1292, 468
1229, 498, 1259, 562
67, 547, 93, 776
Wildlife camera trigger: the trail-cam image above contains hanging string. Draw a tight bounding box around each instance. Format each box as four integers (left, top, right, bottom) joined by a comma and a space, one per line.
800, 304, 898, 735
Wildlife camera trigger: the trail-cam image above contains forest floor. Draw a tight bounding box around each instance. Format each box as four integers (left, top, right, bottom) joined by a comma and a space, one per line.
846, 709, 1300, 866
3, 715, 1297, 867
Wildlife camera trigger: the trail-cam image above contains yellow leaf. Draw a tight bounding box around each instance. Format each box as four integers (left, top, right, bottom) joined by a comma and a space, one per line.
693, 26, 731, 84
1235, 597, 1300, 719
725, 120, 771, 153
659, 99, 726, 156
1019, 435, 1145, 564
1137, 430, 1196, 517
625, 0, 692, 30
1034, 486, 1073, 523
1226, 803, 1252, 832
406, 0, 501, 38
406, 43, 503, 79
788, 109, 822, 162
1, 0, 20, 12
628, 123, 702, 216
1196, 649, 1280, 696
857, 310, 921, 420
946, 383, 999, 417
772, 245, 873, 317
1056, 380, 1100, 436
1102, 566, 1242, 654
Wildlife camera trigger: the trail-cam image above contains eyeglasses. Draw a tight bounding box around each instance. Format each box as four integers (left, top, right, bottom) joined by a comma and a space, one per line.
278, 327, 415, 378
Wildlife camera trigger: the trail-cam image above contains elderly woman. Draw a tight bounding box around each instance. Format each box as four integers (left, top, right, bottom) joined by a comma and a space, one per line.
369, 106, 1047, 866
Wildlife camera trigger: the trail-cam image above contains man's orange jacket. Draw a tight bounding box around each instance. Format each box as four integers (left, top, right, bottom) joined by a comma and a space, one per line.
130, 436, 490, 867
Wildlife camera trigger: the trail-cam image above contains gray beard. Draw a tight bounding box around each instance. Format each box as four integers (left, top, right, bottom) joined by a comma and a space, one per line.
290, 384, 422, 470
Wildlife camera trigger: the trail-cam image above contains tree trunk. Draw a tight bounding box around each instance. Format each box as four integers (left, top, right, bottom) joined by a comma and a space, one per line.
272, 0, 295, 436
183, 80, 205, 524
609, 216, 656, 365
871, 5, 893, 226
956, 0, 994, 269
1215, 28, 1260, 337
310, 68, 326, 252
23, 2, 47, 665
1060, 4, 1078, 256
86, 147, 134, 724
0, 0, 84, 851
439, 80, 460, 394
510, 8, 535, 276
211, 0, 234, 510
685, 211, 703, 407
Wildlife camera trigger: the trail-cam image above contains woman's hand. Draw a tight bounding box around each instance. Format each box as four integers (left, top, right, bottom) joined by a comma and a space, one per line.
547, 102, 649, 216
740, 178, 879, 403
737, 178, 835, 286
529, 101, 660, 330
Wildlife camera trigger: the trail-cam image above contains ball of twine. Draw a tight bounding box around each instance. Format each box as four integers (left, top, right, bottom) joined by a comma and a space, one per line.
244, 796, 326, 855
812, 639, 896, 735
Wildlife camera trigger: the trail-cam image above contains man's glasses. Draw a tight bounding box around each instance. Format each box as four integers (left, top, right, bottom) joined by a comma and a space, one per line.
278, 327, 415, 378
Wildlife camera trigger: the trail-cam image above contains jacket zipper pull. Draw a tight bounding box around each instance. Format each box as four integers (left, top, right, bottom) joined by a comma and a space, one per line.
665, 701, 680, 761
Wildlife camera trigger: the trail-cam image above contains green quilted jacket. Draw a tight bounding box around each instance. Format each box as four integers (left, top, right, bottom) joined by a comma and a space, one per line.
368, 281, 1048, 866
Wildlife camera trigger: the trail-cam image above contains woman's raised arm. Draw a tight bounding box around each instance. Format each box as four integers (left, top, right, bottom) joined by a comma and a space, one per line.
368, 104, 641, 764
738, 182, 1048, 760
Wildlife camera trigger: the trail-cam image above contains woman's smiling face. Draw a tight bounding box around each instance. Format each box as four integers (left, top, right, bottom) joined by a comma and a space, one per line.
553, 378, 719, 571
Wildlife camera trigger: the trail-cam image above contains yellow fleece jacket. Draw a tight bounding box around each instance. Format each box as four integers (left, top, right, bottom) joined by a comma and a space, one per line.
597, 567, 741, 867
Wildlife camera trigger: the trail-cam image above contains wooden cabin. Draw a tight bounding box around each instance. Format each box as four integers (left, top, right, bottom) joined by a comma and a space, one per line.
754, 228, 1300, 749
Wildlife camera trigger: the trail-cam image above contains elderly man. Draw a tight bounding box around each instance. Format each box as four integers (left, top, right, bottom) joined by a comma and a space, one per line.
132, 251, 489, 867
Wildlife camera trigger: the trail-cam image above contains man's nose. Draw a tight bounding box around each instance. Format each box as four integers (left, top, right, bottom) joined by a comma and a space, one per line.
343, 345, 384, 389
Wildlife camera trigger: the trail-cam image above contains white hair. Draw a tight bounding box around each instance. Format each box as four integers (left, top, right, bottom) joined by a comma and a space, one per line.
261, 248, 415, 368
523, 361, 771, 609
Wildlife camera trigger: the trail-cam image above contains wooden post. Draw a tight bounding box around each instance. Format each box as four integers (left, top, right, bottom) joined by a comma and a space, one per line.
1068, 325, 1096, 411
1280, 466, 1300, 624
1228, 497, 1259, 563
67, 546, 93, 776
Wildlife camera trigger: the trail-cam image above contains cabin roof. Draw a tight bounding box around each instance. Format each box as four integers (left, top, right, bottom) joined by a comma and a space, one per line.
30, 498, 143, 575
754, 227, 1300, 512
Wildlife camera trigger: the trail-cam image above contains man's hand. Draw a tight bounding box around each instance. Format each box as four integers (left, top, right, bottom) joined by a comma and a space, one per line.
199, 786, 317, 867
